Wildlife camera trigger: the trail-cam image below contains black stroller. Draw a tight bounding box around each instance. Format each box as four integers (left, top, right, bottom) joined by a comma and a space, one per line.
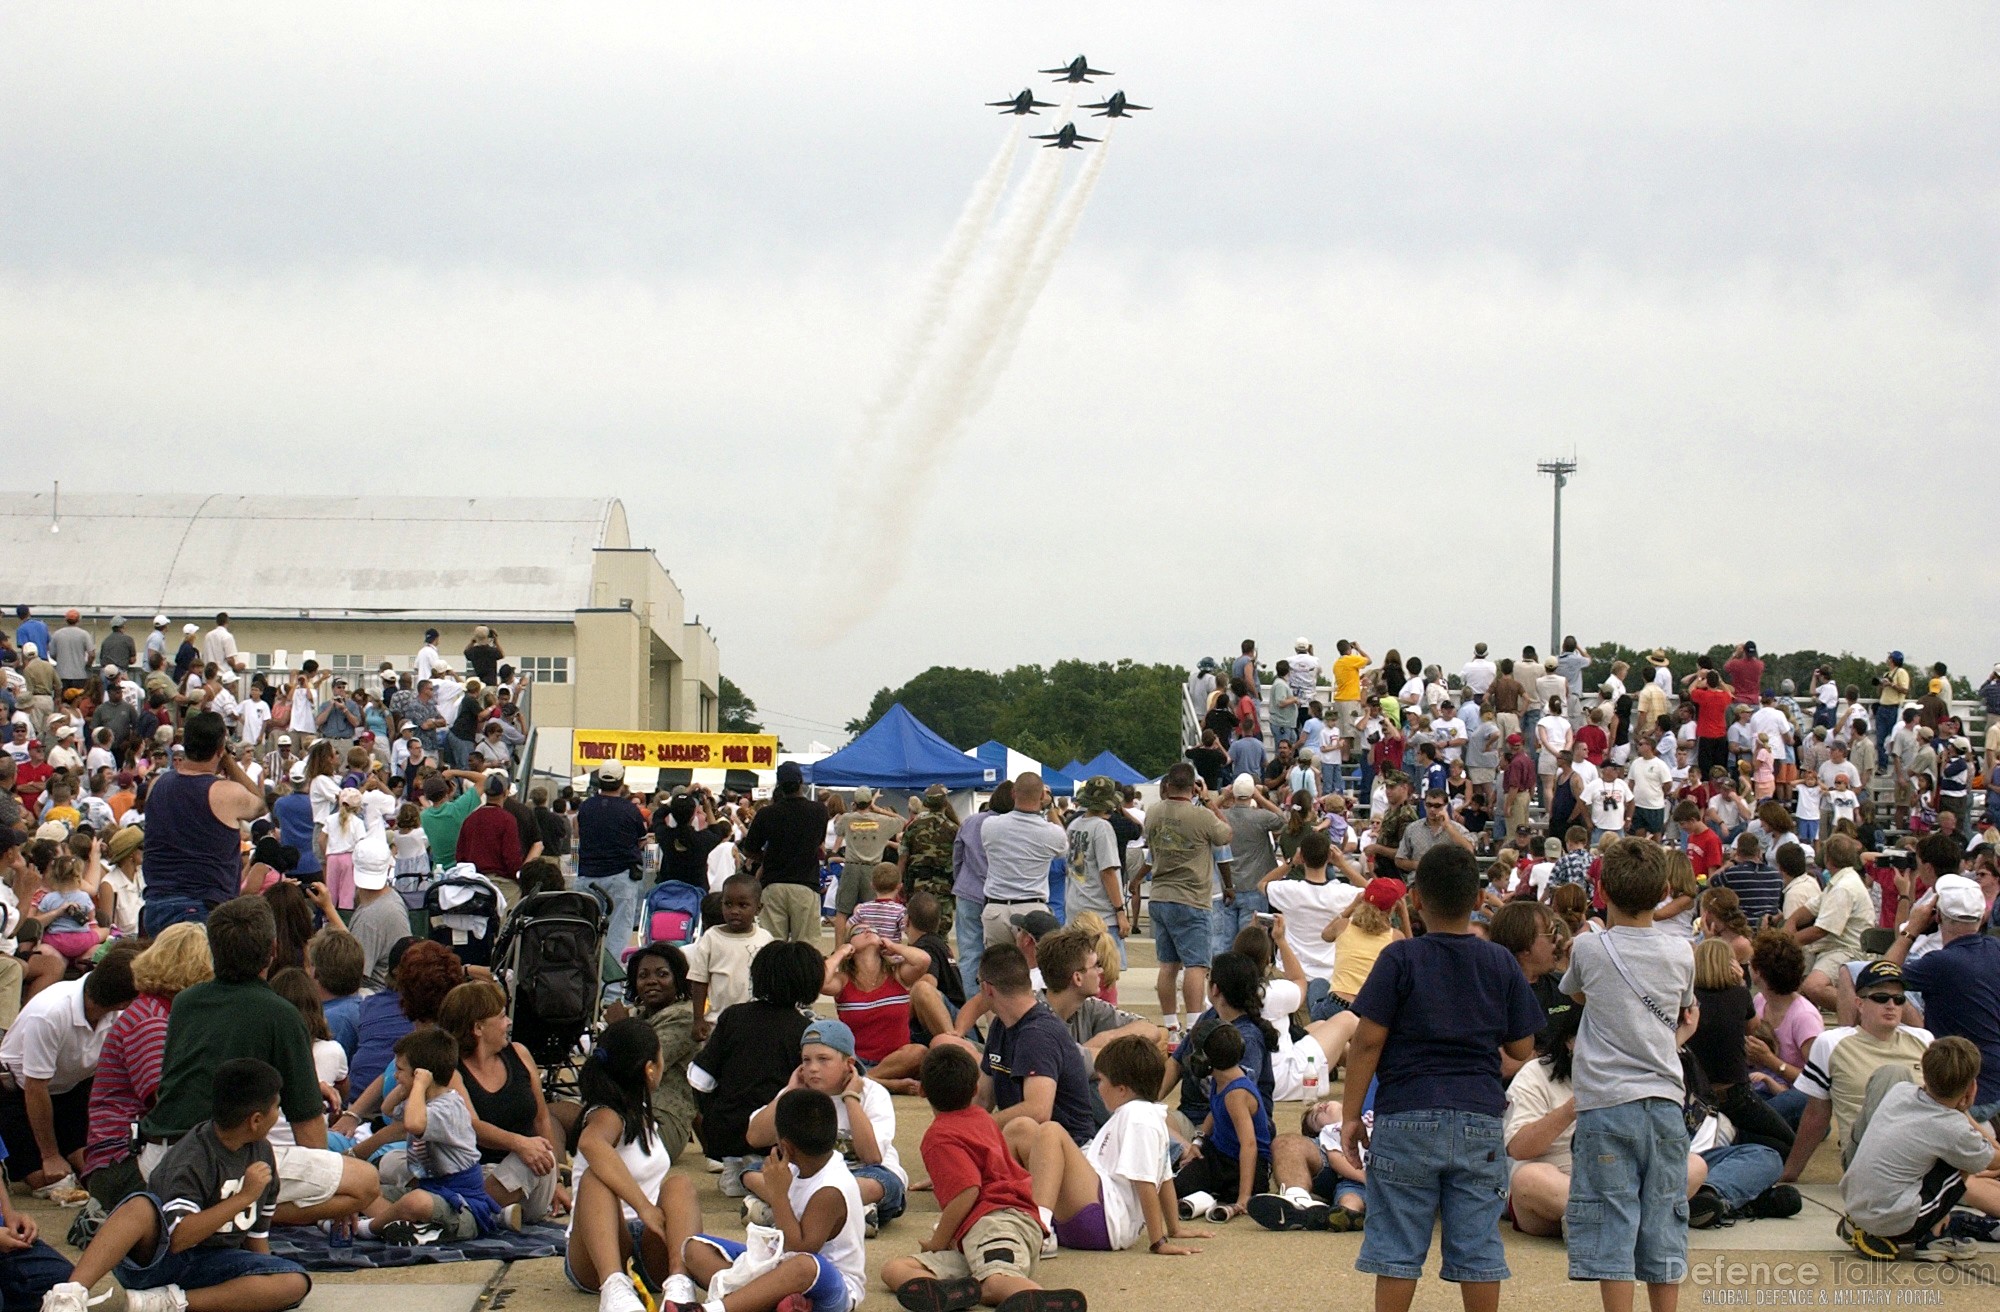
491, 889, 609, 1098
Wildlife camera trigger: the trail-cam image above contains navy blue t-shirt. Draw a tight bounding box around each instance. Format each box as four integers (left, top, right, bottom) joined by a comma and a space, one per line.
273, 792, 320, 876
1174, 1011, 1275, 1113
1352, 932, 1545, 1117
983, 1002, 1096, 1145
1900, 934, 2000, 1104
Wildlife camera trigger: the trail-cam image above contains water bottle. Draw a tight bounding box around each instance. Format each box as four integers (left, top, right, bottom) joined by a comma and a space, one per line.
327, 1214, 354, 1250
1300, 1047, 1322, 1100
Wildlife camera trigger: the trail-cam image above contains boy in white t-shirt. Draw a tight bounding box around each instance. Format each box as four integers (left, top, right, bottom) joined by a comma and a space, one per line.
1257, 829, 1361, 1017
1793, 779, 1823, 844
1019, 1035, 1203, 1255
685, 874, 776, 1038
744, 1020, 907, 1234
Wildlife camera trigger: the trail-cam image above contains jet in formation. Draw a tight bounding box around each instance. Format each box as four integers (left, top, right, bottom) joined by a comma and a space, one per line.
1031, 122, 1099, 150
1083, 91, 1149, 118
1041, 55, 1112, 83
988, 88, 1058, 115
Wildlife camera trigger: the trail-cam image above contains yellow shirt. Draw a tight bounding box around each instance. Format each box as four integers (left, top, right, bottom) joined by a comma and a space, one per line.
1332, 925, 1394, 997
1332, 655, 1368, 704
1880, 666, 1909, 706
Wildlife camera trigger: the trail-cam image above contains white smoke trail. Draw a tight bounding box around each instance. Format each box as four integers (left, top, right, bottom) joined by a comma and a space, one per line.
962, 125, 1113, 417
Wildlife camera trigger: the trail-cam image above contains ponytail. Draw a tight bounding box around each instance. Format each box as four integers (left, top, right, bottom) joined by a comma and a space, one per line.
579, 1017, 659, 1152
1209, 951, 1279, 1053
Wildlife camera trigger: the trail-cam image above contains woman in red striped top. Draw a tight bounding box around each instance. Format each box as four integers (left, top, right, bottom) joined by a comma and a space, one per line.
83, 924, 213, 1178
819, 930, 951, 1096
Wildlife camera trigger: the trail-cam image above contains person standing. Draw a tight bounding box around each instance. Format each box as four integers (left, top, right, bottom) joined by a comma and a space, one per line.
898, 784, 959, 928
574, 760, 649, 955
140, 710, 267, 935
97, 617, 136, 675
1724, 642, 1765, 708
1874, 652, 1910, 765
1330, 640, 1370, 762
975, 774, 1067, 950
12, 607, 50, 662
1460, 643, 1497, 699
949, 782, 1013, 1002
739, 760, 829, 943
200, 613, 239, 672
47, 612, 94, 694
415, 629, 442, 683
832, 789, 905, 947
1133, 764, 1233, 1037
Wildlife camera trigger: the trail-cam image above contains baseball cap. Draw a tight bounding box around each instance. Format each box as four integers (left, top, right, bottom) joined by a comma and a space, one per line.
338, 787, 363, 808
1544, 837, 1564, 858
182, 623, 198, 635
54, 724, 76, 739
801, 1018, 856, 1058
153, 615, 169, 628
288, 761, 307, 784
851, 786, 874, 804
34, 820, 70, 842
352, 834, 393, 889
276, 733, 292, 746
18, 643, 34, 657
1854, 960, 1904, 993
776, 761, 803, 786
153, 724, 175, 744
1934, 874, 1986, 922
109, 615, 127, 628
101, 664, 119, 677
1295, 637, 1311, 651
1010, 909, 1063, 940
484, 772, 510, 796
595, 759, 626, 785
1363, 877, 1406, 910
1231, 773, 1256, 798
1506, 733, 1523, 746
1890, 650, 1904, 663
924, 783, 950, 803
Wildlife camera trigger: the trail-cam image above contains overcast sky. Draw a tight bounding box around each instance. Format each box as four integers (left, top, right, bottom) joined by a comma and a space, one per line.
4, 3, 1996, 748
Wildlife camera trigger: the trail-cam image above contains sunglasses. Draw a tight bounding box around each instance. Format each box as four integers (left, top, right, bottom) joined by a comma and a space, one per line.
1861, 992, 1905, 1006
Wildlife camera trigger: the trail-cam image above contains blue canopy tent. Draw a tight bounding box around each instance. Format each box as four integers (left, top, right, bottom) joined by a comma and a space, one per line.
967, 741, 1074, 796
1079, 750, 1150, 786
807, 704, 993, 790
1059, 759, 1089, 779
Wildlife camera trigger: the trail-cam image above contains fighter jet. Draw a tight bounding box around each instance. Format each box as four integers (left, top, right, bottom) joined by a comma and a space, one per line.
1030, 122, 1099, 150
987, 88, 1058, 115
1041, 55, 1112, 83
1083, 91, 1150, 118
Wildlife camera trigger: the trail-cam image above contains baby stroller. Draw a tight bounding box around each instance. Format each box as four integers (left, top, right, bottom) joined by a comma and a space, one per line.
493, 889, 608, 1096
423, 864, 507, 969
636, 880, 704, 958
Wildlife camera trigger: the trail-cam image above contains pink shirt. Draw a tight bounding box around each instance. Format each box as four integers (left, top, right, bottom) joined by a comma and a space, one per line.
1752, 992, 1824, 1072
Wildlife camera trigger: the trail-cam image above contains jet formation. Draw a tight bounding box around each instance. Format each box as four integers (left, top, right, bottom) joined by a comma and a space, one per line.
989, 57, 1146, 150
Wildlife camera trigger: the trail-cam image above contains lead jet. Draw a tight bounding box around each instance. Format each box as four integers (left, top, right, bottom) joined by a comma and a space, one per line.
1030, 122, 1098, 149
1041, 55, 1112, 83
988, 88, 1058, 115
1083, 91, 1149, 117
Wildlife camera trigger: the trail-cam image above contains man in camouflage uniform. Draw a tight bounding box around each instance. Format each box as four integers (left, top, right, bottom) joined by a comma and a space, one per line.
900, 782, 960, 932
1363, 770, 1418, 880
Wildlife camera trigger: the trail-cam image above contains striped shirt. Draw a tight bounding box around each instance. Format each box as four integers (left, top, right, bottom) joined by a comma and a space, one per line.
84, 992, 172, 1173
848, 898, 908, 944
1710, 861, 1785, 925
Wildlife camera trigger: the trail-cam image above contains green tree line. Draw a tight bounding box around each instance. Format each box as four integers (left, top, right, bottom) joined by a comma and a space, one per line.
1573, 644, 1968, 701
845, 660, 1185, 779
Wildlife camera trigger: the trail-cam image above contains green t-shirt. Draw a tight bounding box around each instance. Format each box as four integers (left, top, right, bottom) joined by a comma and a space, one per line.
142, 979, 324, 1139
420, 787, 482, 869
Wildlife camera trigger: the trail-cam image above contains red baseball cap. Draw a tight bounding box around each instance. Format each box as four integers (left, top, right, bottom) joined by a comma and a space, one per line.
1363, 877, 1406, 910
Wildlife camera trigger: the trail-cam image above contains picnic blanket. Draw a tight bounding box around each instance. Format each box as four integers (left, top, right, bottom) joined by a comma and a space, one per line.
267, 1221, 567, 1270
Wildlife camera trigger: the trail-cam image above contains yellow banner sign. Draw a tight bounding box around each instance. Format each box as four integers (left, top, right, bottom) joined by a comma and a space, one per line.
572, 730, 781, 771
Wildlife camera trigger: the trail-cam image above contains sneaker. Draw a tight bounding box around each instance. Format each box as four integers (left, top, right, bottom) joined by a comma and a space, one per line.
658, 1277, 698, 1307
994, 1291, 1087, 1312
1911, 1234, 1977, 1263
1840, 1215, 1900, 1262
500, 1203, 524, 1233
894, 1277, 983, 1312
719, 1158, 748, 1199
1688, 1185, 1727, 1230
1741, 1185, 1802, 1221
863, 1203, 881, 1239
39, 1283, 107, 1312
1337, 1205, 1365, 1232
376, 1218, 421, 1246
122, 1289, 187, 1312
598, 1272, 647, 1312
1248, 1193, 1327, 1232
742, 1196, 774, 1227
1947, 1210, 2000, 1244
706, 1158, 725, 1174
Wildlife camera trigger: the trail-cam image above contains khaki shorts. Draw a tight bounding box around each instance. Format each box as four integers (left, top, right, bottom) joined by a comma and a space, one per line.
916, 1207, 1042, 1283
835, 860, 880, 917
273, 1144, 344, 1207
1468, 767, 1496, 787
1808, 942, 1860, 981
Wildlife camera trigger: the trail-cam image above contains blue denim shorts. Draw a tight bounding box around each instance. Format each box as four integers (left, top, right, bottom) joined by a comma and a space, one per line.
852, 1162, 905, 1223
1358, 1110, 1510, 1283
1566, 1099, 1690, 1284
114, 1195, 309, 1301
1150, 899, 1211, 968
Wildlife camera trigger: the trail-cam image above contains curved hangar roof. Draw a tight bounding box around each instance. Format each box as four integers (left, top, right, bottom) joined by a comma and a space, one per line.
0, 493, 628, 622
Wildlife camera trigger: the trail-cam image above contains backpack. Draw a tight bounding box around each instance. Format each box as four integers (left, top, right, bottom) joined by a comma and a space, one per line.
643, 880, 705, 951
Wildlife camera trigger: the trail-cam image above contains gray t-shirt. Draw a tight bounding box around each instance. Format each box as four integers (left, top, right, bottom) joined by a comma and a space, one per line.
1466, 721, 1502, 770
1223, 806, 1282, 891
1556, 652, 1590, 698
980, 809, 1068, 902
1061, 995, 1145, 1047
407, 1086, 481, 1179
1064, 815, 1120, 917
1843, 1081, 1994, 1236
48, 626, 94, 680
1559, 926, 1695, 1112
1267, 682, 1300, 731
350, 892, 413, 992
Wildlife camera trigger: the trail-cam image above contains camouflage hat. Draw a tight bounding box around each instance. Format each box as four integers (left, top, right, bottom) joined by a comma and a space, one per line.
1076, 775, 1121, 812
1381, 769, 1412, 788
924, 783, 950, 807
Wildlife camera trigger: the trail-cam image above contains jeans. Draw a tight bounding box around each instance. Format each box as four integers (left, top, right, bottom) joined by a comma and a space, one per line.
139, 895, 210, 937
0, 1239, 72, 1312
1567, 1099, 1690, 1284
1307, 978, 1349, 1023
955, 894, 985, 1000
577, 871, 641, 958
1150, 899, 1211, 969
1521, 709, 1543, 762
1321, 760, 1343, 796
1210, 890, 1267, 958
1874, 702, 1897, 763
1699, 1143, 1782, 1211
853, 1162, 907, 1223
1358, 1109, 1510, 1282
1273, 724, 1299, 747
1046, 861, 1066, 924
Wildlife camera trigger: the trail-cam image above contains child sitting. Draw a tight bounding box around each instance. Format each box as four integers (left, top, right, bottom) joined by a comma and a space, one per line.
903, 892, 965, 1033
1170, 1023, 1272, 1221
690, 941, 822, 1199
357, 1027, 505, 1241
33, 851, 108, 963
1840, 1037, 2000, 1261
265, 968, 353, 1153
881, 1045, 1085, 1312
1020, 1034, 1203, 1255
43, 1058, 311, 1312
307, 929, 366, 1052
745, 1019, 907, 1234
663, 1088, 867, 1312
563, 1019, 677, 1312
1250, 1095, 1368, 1233
685, 874, 776, 1040
848, 864, 908, 944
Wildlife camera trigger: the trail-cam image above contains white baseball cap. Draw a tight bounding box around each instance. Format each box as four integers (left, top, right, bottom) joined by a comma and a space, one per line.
595, 759, 626, 785
1231, 773, 1256, 798
351, 833, 393, 890
182, 623, 198, 635
1935, 874, 1987, 922
153, 615, 170, 628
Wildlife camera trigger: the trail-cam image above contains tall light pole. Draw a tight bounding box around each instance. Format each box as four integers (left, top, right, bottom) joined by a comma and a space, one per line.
1537, 458, 1578, 654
